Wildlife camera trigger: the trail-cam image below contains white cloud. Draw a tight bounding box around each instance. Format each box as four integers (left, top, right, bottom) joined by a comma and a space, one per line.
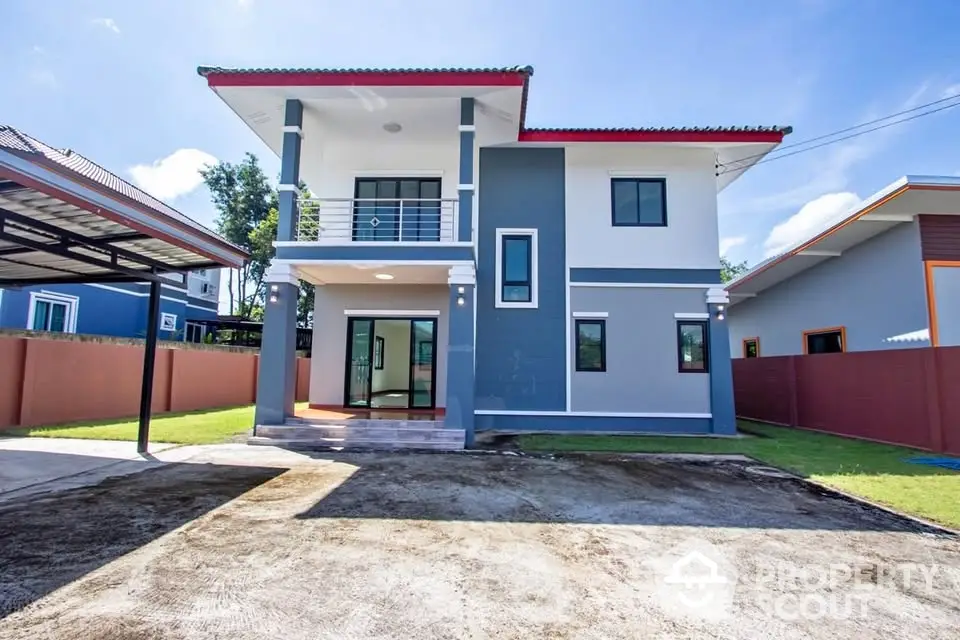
91, 18, 120, 34
763, 192, 861, 257
28, 69, 57, 89
31, 45, 45, 54
719, 236, 746, 257
236, 0, 254, 8
942, 84, 960, 99
129, 149, 217, 201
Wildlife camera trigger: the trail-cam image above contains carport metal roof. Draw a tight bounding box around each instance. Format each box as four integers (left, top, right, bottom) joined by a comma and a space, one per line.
0, 126, 246, 286
0, 125, 249, 453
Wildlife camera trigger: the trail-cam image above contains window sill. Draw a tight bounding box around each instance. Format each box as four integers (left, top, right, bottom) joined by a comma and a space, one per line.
495, 300, 538, 309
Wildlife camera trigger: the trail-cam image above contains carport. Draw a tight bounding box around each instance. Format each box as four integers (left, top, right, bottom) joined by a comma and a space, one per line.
0, 126, 247, 452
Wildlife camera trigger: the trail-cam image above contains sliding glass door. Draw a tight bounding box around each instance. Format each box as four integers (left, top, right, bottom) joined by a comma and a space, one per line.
344, 317, 437, 409
409, 319, 437, 409
345, 318, 374, 408
353, 178, 441, 242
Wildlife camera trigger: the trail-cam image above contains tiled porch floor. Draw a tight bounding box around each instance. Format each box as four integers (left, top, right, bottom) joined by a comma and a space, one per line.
296, 407, 443, 422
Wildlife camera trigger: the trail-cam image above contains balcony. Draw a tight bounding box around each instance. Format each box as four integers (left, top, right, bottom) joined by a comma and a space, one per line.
295, 197, 460, 244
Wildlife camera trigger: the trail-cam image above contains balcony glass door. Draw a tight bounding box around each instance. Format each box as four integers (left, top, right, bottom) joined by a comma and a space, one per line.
353, 178, 441, 242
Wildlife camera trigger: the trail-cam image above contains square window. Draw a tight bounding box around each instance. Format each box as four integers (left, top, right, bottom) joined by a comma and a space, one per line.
496, 229, 538, 308
677, 320, 709, 372
804, 328, 844, 354
575, 319, 606, 372
160, 313, 177, 332
611, 178, 667, 226
29, 292, 76, 333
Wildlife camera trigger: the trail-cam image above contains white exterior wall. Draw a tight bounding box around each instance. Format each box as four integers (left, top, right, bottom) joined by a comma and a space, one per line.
187, 268, 219, 301
564, 145, 720, 270
309, 284, 449, 407
301, 133, 480, 203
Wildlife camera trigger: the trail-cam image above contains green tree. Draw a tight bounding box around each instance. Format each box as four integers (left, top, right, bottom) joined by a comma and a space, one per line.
246, 186, 316, 327
720, 256, 749, 283
201, 153, 276, 318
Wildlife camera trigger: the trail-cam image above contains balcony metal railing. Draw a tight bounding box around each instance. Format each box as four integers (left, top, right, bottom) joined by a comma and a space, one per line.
296, 198, 460, 243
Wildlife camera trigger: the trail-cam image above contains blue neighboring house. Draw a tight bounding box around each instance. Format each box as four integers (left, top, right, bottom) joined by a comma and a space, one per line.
0, 269, 220, 341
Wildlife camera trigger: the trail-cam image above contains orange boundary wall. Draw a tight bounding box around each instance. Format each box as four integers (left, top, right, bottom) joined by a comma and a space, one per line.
0, 335, 309, 429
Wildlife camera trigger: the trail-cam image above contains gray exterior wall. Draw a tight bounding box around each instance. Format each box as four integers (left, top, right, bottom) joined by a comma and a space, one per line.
728, 222, 929, 356
933, 265, 960, 346
309, 284, 449, 407
570, 287, 711, 414
475, 147, 567, 411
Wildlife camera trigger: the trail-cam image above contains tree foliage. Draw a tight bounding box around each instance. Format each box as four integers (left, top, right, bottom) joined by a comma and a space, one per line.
204, 154, 316, 326
720, 256, 749, 283
201, 153, 276, 318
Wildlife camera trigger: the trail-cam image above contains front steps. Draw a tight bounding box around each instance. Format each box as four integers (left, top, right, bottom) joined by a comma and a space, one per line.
249, 417, 465, 451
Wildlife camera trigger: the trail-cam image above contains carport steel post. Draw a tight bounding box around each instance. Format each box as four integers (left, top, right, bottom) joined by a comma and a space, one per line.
137, 280, 162, 453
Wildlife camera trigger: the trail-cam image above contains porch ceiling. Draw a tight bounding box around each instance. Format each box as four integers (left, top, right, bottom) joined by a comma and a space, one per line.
297, 262, 453, 286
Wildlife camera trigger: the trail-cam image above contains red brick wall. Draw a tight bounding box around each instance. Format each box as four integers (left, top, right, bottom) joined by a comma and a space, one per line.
733, 346, 960, 454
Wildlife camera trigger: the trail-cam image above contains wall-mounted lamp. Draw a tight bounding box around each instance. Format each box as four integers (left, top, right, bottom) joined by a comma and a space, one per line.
456, 285, 466, 306
457, 286, 465, 294
269, 284, 279, 304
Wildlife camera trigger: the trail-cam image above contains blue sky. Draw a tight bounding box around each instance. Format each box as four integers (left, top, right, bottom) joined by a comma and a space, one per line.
3, 0, 960, 267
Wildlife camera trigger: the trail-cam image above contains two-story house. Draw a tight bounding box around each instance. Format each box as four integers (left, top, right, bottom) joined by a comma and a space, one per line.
198, 65, 788, 447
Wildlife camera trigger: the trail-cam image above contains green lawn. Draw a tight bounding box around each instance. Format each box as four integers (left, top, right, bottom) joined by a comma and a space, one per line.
521, 422, 960, 529
7, 405, 263, 445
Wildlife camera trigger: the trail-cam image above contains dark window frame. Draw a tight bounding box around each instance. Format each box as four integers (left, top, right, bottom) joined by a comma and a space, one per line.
500, 234, 533, 303
575, 319, 607, 372
743, 337, 760, 358
610, 177, 668, 227
677, 320, 710, 373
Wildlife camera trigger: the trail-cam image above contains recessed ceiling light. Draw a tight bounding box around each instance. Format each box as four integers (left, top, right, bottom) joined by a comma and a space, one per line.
383, 122, 402, 134
374, 273, 394, 280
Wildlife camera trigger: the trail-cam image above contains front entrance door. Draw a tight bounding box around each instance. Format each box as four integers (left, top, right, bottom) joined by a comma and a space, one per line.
344, 317, 438, 409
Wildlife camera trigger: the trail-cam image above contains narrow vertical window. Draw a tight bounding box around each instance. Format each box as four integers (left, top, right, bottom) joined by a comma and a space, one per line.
575, 319, 606, 372
495, 229, 538, 308
677, 321, 709, 372
743, 337, 759, 358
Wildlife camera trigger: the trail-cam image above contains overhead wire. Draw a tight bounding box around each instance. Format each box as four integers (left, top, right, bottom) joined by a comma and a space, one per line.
718, 93, 960, 175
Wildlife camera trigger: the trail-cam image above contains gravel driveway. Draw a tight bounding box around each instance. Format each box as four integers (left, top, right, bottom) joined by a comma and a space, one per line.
0, 447, 957, 639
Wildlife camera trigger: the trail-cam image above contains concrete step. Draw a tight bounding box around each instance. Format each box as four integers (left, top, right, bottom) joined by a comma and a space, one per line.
255, 424, 465, 443
247, 435, 464, 451
288, 417, 447, 430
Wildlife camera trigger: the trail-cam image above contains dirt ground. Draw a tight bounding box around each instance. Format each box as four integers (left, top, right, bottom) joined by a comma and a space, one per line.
0, 448, 957, 639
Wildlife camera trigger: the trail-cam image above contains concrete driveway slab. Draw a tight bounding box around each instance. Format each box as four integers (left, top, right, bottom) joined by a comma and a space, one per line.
0, 450, 957, 639
0, 437, 177, 497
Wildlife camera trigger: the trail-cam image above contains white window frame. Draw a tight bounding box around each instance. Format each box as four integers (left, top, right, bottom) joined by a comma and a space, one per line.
184, 320, 205, 343
160, 312, 178, 332
27, 290, 79, 333
495, 228, 538, 309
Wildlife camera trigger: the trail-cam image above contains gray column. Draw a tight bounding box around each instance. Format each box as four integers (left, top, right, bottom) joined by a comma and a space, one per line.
277, 99, 303, 242
457, 98, 475, 243
444, 267, 476, 446
707, 300, 737, 435
255, 275, 299, 427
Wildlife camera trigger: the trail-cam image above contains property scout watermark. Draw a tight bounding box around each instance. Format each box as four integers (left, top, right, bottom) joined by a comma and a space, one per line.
644, 539, 948, 621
